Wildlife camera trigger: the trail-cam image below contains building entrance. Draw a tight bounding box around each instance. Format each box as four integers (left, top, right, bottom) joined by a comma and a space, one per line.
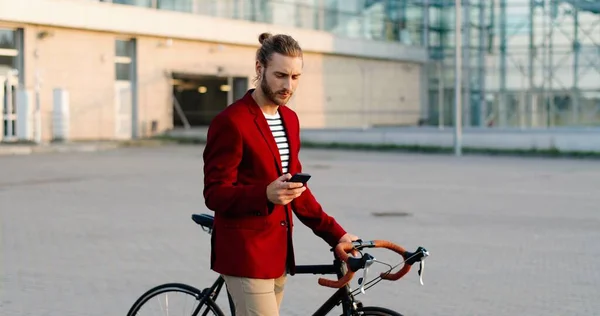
172, 73, 248, 127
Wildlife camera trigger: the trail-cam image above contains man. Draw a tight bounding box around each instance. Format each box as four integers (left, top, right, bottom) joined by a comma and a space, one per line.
202, 32, 358, 316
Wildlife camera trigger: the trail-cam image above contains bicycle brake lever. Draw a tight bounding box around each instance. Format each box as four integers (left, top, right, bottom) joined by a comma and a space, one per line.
418, 260, 425, 285
418, 248, 429, 286
359, 259, 374, 294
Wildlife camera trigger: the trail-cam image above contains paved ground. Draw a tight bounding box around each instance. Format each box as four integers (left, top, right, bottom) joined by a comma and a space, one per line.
1, 145, 599, 316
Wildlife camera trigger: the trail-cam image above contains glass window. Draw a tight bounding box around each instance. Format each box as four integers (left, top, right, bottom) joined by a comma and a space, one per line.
323, 0, 339, 32
233, 77, 248, 101
0, 29, 15, 49
0, 55, 15, 68
112, 0, 153, 8
157, 0, 193, 13
385, 0, 402, 22
115, 39, 132, 57
243, 0, 270, 22
115, 39, 134, 81
429, 6, 443, 28
429, 32, 441, 46
116, 63, 131, 81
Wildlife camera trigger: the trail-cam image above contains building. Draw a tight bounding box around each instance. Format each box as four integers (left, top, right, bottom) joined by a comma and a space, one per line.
0, 0, 429, 142
424, 0, 600, 129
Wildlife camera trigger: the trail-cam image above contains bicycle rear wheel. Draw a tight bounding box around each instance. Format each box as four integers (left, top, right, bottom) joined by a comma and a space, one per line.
127, 283, 225, 316
356, 306, 403, 316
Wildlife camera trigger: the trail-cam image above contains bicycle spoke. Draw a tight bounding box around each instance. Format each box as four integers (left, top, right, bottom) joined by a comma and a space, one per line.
133, 291, 200, 316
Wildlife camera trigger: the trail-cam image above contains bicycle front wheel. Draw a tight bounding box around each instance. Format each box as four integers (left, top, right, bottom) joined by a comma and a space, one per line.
127, 283, 225, 316
356, 306, 403, 316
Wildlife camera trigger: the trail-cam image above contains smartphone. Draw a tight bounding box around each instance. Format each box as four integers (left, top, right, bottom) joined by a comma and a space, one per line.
288, 172, 311, 184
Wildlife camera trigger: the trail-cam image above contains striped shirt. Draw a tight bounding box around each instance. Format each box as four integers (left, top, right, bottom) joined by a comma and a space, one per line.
263, 111, 290, 173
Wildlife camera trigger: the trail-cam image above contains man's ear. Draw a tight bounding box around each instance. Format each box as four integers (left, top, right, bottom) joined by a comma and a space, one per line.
255, 60, 262, 78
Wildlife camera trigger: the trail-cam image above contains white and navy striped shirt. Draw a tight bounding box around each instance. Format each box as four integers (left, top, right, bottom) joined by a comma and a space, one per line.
263, 112, 290, 173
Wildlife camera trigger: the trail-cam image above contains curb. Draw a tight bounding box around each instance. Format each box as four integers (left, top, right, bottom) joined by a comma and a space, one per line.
0, 143, 119, 156
4, 136, 599, 160
153, 135, 600, 159
0, 139, 169, 156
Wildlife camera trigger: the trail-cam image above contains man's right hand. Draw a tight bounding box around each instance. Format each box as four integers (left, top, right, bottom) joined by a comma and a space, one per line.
267, 173, 306, 205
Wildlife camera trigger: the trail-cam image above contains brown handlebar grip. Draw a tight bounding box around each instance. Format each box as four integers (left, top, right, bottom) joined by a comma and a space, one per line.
317, 242, 357, 288
372, 240, 412, 281
372, 240, 407, 257
318, 271, 355, 288
380, 263, 411, 281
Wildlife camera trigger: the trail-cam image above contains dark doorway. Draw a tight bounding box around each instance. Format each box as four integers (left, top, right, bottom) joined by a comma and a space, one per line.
172, 73, 249, 127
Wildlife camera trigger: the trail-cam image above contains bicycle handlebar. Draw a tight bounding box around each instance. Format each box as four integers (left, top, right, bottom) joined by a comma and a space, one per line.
317, 240, 428, 289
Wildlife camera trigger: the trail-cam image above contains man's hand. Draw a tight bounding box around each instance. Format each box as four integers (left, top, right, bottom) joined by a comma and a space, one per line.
266, 173, 306, 205
338, 233, 360, 244
338, 233, 360, 257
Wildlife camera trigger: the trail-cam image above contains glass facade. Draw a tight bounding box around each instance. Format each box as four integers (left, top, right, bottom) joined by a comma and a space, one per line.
425, 0, 600, 128
98, 0, 428, 46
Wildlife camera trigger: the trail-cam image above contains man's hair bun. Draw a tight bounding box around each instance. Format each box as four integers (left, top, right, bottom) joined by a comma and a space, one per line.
258, 32, 272, 45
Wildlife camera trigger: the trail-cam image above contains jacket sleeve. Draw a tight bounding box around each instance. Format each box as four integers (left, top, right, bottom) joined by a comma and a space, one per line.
203, 114, 272, 217
291, 158, 347, 247
289, 113, 346, 246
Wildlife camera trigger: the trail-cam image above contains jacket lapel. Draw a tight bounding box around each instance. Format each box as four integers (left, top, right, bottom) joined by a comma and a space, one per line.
244, 90, 283, 174
279, 106, 298, 174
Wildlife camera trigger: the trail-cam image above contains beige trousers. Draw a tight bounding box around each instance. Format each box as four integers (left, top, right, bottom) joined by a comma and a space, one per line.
222, 273, 287, 316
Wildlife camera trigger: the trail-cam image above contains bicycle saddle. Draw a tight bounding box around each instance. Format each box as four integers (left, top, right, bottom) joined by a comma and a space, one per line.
192, 213, 214, 230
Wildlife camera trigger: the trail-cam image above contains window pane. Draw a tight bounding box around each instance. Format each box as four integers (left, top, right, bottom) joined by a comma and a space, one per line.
115, 40, 131, 57
158, 0, 193, 13
233, 77, 248, 101
0, 29, 15, 49
112, 0, 152, 8
116, 63, 131, 81
0, 55, 15, 68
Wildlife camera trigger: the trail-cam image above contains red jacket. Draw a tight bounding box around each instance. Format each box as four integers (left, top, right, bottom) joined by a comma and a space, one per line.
202, 89, 347, 279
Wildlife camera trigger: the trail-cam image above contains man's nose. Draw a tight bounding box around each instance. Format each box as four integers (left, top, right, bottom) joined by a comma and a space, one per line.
283, 78, 292, 91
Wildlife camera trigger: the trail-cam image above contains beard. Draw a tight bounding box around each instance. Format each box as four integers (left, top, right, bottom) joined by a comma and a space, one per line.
260, 73, 292, 106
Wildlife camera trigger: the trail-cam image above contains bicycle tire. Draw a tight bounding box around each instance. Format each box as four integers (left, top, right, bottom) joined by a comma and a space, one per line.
126, 282, 225, 316
356, 306, 404, 316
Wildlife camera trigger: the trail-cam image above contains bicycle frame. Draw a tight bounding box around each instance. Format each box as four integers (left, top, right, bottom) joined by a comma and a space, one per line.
295, 259, 363, 316
193, 258, 362, 316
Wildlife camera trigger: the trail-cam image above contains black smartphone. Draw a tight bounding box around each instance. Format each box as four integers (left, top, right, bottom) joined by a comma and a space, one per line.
288, 172, 311, 184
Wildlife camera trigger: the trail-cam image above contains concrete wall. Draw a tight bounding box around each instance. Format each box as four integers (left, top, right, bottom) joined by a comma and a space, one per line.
299, 127, 600, 153
136, 38, 422, 132
5, 24, 423, 140
22, 26, 116, 140
319, 56, 421, 128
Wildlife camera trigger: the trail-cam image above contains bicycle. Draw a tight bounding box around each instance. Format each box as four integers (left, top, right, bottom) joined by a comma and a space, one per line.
126, 213, 430, 316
